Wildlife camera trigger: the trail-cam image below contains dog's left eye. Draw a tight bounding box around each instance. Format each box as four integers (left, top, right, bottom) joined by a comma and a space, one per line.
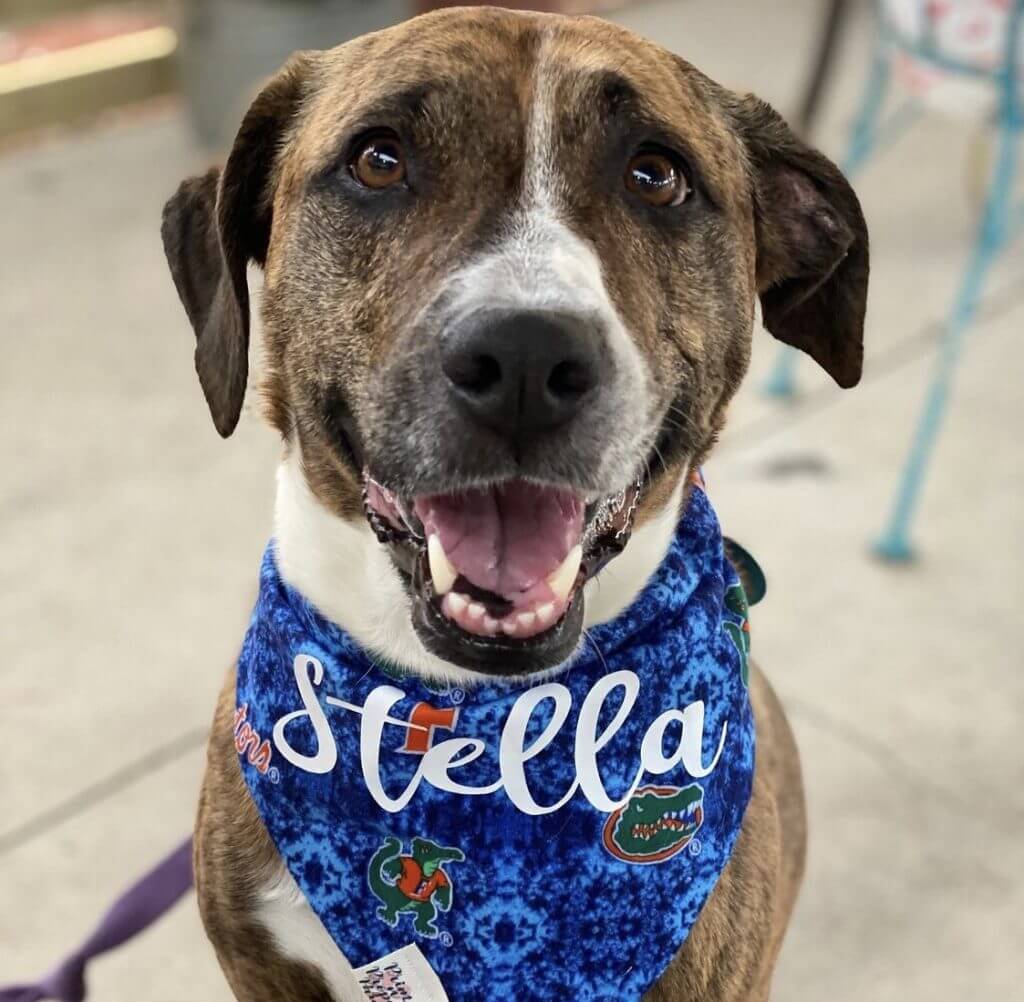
624, 149, 690, 207
350, 134, 407, 189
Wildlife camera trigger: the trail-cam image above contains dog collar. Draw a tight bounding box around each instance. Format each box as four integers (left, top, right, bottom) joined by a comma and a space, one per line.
235, 481, 755, 1002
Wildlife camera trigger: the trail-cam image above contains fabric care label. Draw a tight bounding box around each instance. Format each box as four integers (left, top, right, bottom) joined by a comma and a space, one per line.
355, 944, 451, 1002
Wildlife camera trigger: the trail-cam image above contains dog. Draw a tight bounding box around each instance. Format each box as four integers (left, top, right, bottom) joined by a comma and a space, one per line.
161, 7, 867, 1000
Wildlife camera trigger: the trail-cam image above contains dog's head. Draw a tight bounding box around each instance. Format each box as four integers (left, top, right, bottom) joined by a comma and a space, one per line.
162, 7, 867, 677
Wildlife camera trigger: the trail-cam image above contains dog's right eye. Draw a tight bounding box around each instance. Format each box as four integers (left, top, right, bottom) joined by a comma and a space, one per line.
349, 134, 407, 189
624, 148, 690, 208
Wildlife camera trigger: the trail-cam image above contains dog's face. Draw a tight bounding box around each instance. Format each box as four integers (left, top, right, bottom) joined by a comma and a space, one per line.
162, 7, 867, 676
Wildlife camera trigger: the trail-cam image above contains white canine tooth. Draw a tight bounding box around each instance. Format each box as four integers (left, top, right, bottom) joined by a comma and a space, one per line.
501, 618, 520, 636
536, 602, 556, 627
467, 602, 486, 620
483, 615, 500, 634
546, 544, 582, 603
447, 593, 468, 616
427, 534, 457, 596
517, 611, 537, 631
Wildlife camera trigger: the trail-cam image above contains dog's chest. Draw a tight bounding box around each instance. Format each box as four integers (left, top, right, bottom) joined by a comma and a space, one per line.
256, 863, 361, 1001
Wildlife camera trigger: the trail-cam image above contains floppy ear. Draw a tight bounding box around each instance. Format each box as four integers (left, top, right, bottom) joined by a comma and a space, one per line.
161, 54, 314, 436
731, 95, 869, 388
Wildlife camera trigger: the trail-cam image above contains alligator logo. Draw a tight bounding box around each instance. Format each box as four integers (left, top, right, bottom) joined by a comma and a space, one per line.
722, 583, 751, 687
368, 836, 465, 938
602, 784, 704, 864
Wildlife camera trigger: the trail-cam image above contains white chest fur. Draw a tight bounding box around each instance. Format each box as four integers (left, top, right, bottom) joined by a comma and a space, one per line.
255, 862, 365, 1001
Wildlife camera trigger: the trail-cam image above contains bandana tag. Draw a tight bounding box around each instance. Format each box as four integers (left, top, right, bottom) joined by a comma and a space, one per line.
355, 944, 450, 1002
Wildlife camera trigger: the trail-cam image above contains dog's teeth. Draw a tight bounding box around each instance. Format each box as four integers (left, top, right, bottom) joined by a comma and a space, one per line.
447, 593, 468, 616
427, 534, 457, 596
517, 611, 537, 631
467, 602, 485, 621
546, 545, 582, 603
483, 615, 500, 635
536, 602, 556, 627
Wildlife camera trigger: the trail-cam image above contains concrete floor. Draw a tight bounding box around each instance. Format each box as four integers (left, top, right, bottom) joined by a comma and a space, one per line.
1, 0, 1022, 998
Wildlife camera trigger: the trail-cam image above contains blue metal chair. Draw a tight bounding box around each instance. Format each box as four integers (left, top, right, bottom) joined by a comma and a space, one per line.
764, 0, 1023, 561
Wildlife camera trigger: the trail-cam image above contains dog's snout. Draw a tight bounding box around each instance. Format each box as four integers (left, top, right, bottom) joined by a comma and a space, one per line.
440, 310, 606, 444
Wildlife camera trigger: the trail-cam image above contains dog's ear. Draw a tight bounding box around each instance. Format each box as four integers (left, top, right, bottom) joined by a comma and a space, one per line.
161, 53, 315, 436
730, 94, 869, 388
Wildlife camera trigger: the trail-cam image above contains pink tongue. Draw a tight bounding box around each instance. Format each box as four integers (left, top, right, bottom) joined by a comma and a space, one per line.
414, 482, 583, 599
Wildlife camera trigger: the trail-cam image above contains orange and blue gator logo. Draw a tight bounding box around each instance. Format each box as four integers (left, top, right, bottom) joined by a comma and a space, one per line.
603, 783, 705, 864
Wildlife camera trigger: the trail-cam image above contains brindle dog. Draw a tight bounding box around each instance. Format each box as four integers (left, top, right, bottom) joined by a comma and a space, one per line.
162, 7, 867, 1000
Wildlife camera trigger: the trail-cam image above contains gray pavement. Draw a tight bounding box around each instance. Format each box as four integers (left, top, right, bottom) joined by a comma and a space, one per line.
1, 0, 1022, 998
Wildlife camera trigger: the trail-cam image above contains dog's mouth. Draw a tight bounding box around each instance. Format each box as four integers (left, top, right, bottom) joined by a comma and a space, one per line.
363, 473, 643, 674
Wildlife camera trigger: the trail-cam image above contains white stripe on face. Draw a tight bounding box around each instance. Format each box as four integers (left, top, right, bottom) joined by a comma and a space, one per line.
523, 28, 561, 211
435, 40, 654, 492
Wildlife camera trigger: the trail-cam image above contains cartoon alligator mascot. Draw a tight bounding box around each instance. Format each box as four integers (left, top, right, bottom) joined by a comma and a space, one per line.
368, 836, 465, 937
603, 784, 705, 864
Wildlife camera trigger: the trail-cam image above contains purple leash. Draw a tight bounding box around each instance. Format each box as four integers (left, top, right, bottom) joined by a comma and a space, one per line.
0, 837, 194, 1002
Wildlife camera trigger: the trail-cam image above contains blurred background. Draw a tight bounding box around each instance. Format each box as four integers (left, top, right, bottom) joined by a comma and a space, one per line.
1, 0, 1021, 999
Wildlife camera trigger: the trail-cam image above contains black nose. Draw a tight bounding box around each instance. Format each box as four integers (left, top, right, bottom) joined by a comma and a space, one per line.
440, 310, 605, 443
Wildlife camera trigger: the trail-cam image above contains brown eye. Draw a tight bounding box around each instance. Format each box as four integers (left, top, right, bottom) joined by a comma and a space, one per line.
625, 151, 689, 207
350, 135, 406, 189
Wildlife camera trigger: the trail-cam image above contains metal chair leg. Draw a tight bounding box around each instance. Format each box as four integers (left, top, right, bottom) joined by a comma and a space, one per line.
874, 0, 1024, 561
796, 0, 853, 135
763, 45, 893, 399
874, 61, 1022, 561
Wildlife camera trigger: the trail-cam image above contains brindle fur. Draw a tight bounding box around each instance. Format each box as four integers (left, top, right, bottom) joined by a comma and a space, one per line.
163, 7, 866, 999
196, 678, 332, 1001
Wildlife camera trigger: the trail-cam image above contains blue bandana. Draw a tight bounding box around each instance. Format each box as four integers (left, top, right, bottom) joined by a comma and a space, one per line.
234, 483, 755, 1001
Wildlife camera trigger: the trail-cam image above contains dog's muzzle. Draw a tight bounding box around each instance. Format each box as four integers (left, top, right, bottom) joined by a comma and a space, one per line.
361, 308, 649, 674
355, 294, 656, 676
